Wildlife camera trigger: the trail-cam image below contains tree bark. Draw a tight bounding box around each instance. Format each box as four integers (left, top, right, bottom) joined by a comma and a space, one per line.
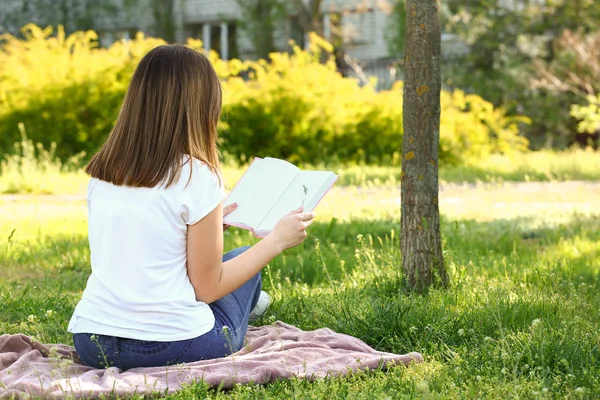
401, 0, 448, 292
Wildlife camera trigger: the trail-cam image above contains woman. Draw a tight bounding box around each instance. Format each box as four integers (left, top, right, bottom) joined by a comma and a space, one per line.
68, 44, 314, 370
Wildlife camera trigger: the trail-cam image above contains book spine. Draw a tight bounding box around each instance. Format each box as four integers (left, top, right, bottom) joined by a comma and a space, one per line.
223, 157, 263, 205
254, 170, 300, 231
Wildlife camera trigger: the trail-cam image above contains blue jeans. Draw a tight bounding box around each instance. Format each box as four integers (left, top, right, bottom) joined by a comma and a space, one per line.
73, 246, 262, 370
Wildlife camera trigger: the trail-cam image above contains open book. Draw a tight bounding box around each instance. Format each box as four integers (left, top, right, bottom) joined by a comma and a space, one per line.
223, 157, 339, 238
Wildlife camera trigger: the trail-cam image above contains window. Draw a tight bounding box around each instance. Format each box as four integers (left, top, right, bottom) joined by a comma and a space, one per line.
211, 23, 238, 60
185, 22, 238, 60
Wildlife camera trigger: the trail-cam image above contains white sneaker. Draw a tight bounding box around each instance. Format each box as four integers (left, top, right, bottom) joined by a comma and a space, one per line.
248, 291, 272, 323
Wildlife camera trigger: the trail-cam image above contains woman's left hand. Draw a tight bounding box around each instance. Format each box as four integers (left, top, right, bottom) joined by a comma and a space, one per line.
223, 202, 237, 231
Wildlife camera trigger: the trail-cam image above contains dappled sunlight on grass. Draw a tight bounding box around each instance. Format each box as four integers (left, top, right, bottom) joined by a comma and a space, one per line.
441, 148, 600, 183
0, 170, 89, 195
0, 198, 87, 244
440, 181, 600, 222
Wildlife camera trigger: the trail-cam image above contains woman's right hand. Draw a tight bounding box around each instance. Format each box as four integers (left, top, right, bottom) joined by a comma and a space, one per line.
266, 208, 315, 251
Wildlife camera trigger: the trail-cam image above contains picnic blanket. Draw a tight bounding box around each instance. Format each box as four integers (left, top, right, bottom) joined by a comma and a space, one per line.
0, 321, 423, 398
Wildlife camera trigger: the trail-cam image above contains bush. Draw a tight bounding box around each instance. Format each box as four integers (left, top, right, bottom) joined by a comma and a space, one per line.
0, 24, 174, 160
571, 94, 600, 135
0, 25, 528, 166
439, 1, 600, 150
220, 41, 407, 164
0, 123, 87, 194
221, 35, 527, 165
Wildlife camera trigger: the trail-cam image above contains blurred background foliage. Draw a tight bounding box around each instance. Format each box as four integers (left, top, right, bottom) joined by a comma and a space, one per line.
434, 0, 600, 149
0, 25, 527, 166
0, 0, 599, 168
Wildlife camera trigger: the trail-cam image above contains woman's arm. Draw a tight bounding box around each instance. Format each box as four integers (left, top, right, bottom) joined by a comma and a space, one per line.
186, 202, 314, 304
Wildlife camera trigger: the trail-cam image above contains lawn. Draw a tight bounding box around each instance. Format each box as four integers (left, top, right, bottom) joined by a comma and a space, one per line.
1, 176, 599, 398
2, 148, 600, 195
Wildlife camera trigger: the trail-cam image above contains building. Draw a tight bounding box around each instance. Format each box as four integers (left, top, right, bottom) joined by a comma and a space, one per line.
92, 0, 405, 62
0, 0, 468, 88
115, 0, 466, 88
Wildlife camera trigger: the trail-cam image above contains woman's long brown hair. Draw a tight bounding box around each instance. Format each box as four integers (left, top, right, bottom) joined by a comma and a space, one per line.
86, 44, 222, 187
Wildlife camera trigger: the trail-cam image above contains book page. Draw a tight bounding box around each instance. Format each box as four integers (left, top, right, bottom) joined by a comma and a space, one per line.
223, 158, 299, 229
299, 171, 339, 211
256, 170, 338, 233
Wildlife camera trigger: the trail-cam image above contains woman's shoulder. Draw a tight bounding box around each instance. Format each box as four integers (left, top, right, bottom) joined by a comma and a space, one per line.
177, 157, 224, 224
177, 156, 222, 191
180, 157, 219, 180
86, 176, 103, 197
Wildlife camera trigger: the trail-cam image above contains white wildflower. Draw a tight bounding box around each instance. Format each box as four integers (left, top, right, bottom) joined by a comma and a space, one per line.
415, 381, 429, 392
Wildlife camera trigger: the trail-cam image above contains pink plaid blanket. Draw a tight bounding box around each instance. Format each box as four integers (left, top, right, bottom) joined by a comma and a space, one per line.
0, 322, 423, 398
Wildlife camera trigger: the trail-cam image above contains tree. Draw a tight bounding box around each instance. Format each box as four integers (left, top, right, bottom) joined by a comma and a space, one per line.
0, 0, 120, 36
234, 0, 287, 59
442, 0, 600, 148
385, 0, 407, 58
290, 0, 373, 81
0, 0, 178, 45
535, 30, 600, 99
385, 0, 453, 59
401, 0, 448, 292
535, 30, 600, 147
291, 0, 323, 36
149, 0, 176, 42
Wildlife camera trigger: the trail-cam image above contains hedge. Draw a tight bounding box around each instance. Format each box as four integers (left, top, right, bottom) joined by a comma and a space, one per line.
0, 25, 529, 166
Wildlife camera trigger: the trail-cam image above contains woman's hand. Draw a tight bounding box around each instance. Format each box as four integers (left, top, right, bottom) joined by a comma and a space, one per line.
266, 207, 315, 251
223, 202, 237, 231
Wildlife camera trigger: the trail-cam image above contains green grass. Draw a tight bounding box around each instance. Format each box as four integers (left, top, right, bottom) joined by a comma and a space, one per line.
440, 149, 600, 183
1, 143, 600, 195
1, 181, 599, 398
0, 126, 87, 195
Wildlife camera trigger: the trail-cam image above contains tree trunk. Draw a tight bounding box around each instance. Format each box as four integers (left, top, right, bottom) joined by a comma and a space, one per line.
152, 0, 176, 42
234, 0, 284, 59
401, 0, 448, 292
292, 0, 323, 35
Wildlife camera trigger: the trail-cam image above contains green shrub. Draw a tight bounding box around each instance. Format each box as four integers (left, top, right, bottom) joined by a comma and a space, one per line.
0, 25, 528, 166
571, 94, 600, 135
0, 123, 87, 194
0, 25, 174, 159
220, 35, 527, 164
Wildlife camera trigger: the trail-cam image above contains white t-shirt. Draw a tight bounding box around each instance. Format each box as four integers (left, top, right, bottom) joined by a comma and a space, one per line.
68, 158, 223, 341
